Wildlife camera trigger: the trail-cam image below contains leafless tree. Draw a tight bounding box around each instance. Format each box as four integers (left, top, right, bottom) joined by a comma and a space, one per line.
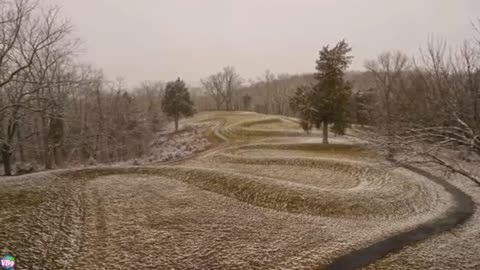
0, 0, 73, 175
223, 66, 241, 111
262, 70, 275, 114
0, 1, 172, 175
201, 72, 225, 110
363, 38, 480, 186
201, 66, 241, 111
271, 74, 294, 115
365, 51, 409, 158
134, 80, 165, 132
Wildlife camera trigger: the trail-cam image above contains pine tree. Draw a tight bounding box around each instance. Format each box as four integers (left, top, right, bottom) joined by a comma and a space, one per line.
161, 78, 195, 131
290, 40, 353, 144
289, 85, 315, 133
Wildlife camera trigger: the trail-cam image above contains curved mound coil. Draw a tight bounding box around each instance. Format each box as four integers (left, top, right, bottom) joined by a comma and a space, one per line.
180, 115, 450, 221
0, 112, 461, 270
221, 117, 312, 139
56, 162, 444, 222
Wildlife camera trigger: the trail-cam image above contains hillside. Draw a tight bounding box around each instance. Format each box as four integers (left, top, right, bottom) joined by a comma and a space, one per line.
1, 112, 475, 269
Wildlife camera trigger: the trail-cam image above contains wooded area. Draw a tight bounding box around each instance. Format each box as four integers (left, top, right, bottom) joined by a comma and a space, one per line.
0, 0, 171, 175
0, 0, 478, 186
196, 33, 480, 185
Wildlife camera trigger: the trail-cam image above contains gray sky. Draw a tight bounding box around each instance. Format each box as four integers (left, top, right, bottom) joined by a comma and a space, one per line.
47, 0, 479, 86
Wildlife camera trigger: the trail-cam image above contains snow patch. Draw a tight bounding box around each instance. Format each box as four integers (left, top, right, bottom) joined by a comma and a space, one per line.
143, 123, 212, 163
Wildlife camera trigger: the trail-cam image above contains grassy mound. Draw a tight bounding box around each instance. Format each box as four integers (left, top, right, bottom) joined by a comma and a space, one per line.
56, 164, 440, 220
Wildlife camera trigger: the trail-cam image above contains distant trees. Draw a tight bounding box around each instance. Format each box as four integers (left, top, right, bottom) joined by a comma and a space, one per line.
201, 72, 225, 110
270, 74, 293, 115
289, 85, 316, 132
0, 1, 171, 175
263, 70, 275, 114
161, 78, 195, 131
350, 89, 374, 127
363, 35, 480, 186
223, 66, 241, 111
235, 73, 314, 115
67, 74, 166, 166
201, 66, 242, 111
290, 40, 353, 144
260, 71, 293, 115
365, 51, 409, 158
135, 81, 165, 133
242, 94, 252, 111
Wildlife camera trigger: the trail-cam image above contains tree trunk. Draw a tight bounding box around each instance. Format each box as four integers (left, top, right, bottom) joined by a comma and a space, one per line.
16, 123, 26, 163
33, 117, 44, 162
322, 121, 329, 144
1, 143, 12, 176
56, 124, 65, 168
174, 117, 179, 131
54, 145, 64, 168
95, 86, 105, 162
41, 115, 53, 170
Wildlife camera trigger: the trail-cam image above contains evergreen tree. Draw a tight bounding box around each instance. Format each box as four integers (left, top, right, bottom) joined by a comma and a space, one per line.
289, 85, 315, 133
161, 78, 195, 131
290, 40, 353, 144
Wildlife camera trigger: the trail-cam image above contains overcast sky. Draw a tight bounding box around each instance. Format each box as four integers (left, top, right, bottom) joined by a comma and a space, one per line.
46, 0, 479, 86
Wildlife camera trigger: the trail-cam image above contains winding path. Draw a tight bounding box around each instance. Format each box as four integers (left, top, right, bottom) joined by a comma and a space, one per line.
180, 113, 475, 269
194, 114, 475, 269
0, 112, 473, 269
323, 164, 474, 269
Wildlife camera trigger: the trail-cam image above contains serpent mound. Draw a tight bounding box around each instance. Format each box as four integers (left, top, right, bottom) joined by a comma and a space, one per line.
0, 112, 462, 269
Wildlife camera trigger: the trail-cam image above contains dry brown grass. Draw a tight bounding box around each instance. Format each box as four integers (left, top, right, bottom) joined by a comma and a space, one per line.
0, 112, 458, 269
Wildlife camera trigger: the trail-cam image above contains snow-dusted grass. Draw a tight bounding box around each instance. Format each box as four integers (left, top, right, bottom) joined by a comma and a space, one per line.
186, 155, 449, 220
240, 117, 299, 130
364, 165, 480, 270
193, 111, 308, 141
227, 142, 374, 159
0, 111, 462, 269
140, 123, 212, 164
193, 111, 268, 128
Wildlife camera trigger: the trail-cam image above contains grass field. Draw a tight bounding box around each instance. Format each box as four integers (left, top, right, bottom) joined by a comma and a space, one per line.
0, 111, 462, 269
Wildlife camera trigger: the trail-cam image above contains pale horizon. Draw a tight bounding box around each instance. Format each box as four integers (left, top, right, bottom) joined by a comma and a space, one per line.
47, 0, 479, 86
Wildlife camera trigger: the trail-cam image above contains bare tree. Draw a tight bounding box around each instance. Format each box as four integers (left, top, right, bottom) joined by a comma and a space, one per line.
223, 66, 241, 111
363, 38, 480, 186
365, 51, 409, 158
134, 80, 165, 132
201, 66, 241, 111
0, 1, 73, 175
201, 72, 225, 110
0, 1, 174, 175
452, 41, 480, 130
262, 70, 275, 114
271, 74, 293, 115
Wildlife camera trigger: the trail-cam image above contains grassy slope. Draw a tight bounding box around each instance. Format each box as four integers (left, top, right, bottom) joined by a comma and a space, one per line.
0, 111, 456, 269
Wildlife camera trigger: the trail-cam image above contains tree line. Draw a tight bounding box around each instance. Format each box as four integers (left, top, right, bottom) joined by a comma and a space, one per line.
2, 0, 478, 184
363, 38, 480, 185
198, 32, 480, 185
0, 0, 194, 175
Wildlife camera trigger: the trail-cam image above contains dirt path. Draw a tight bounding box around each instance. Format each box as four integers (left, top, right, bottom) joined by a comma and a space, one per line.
323, 165, 474, 270
0, 112, 469, 269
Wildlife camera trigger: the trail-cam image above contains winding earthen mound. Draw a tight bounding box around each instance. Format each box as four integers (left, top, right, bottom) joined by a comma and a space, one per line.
0, 112, 464, 269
